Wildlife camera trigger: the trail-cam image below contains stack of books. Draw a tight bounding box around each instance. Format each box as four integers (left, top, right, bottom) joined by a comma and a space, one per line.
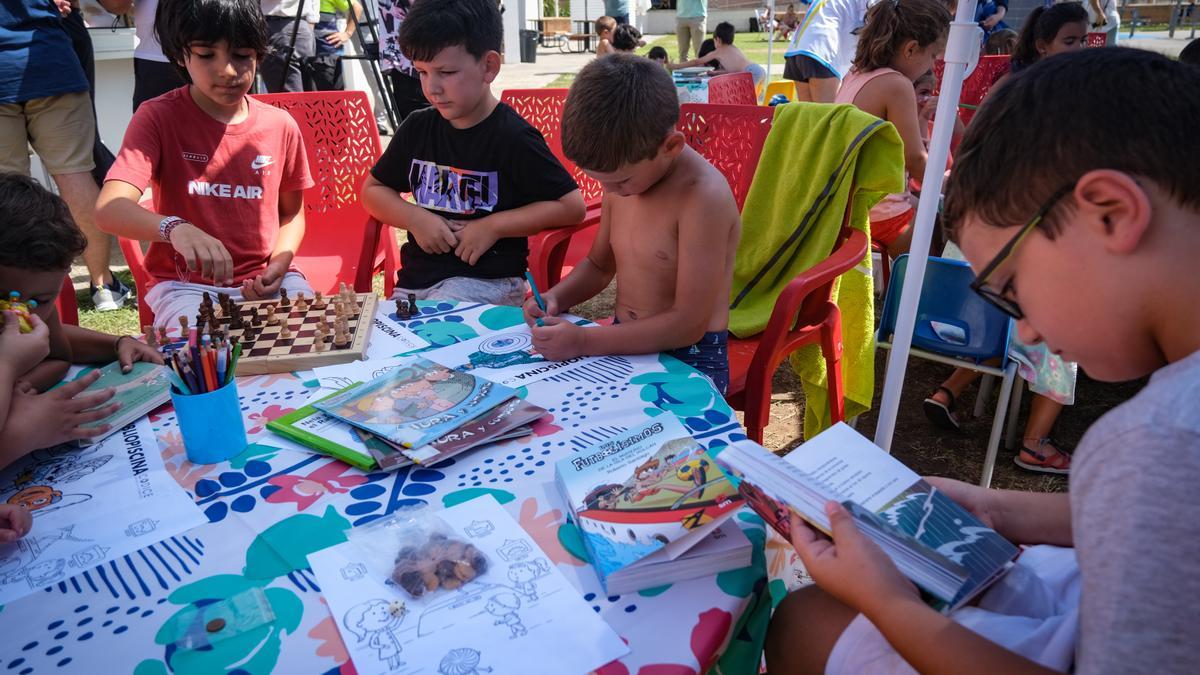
269, 358, 546, 470
555, 416, 749, 594
715, 423, 1021, 611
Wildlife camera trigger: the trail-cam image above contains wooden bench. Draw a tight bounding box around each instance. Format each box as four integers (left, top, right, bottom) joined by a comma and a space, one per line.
537, 17, 571, 48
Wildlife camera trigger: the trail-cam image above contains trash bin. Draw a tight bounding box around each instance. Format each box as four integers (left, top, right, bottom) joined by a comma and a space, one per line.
519, 29, 538, 63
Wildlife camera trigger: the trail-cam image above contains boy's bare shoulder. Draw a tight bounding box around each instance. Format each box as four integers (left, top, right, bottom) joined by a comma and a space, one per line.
671, 150, 739, 222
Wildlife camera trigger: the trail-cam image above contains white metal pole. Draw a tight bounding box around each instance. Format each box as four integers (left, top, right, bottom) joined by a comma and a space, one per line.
873, 2, 981, 451
763, 0, 776, 104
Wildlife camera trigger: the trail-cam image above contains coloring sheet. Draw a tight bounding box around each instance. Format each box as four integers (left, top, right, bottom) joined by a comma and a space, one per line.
313, 356, 416, 394
424, 323, 658, 389
0, 418, 206, 604
308, 496, 629, 675
368, 310, 431, 359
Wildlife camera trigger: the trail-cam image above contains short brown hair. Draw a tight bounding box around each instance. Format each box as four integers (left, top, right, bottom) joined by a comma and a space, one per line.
562, 53, 679, 172
595, 16, 616, 35
0, 174, 87, 272
853, 0, 950, 72
944, 49, 1200, 242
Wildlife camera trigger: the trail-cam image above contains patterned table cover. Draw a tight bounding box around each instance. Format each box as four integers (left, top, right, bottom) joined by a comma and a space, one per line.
0, 302, 774, 675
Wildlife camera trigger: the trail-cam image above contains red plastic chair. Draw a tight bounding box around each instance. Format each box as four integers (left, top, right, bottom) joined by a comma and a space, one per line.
500, 88, 603, 291
934, 55, 1011, 126
1086, 32, 1107, 47
725, 210, 865, 445
55, 277, 79, 326
677, 103, 774, 211
119, 91, 399, 328
705, 72, 758, 106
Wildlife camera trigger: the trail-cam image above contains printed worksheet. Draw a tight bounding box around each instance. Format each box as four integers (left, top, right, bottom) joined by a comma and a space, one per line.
424, 323, 656, 388
313, 356, 417, 393
309, 497, 629, 675
0, 418, 206, 603
368, 310, 430, 359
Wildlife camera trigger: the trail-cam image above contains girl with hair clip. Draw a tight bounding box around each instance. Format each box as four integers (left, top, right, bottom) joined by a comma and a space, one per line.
1010, 2, 1089, 73
833, 0, 951, 257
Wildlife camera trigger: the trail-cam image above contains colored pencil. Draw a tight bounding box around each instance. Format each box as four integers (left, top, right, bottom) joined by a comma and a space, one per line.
525, 271, 547, 327
216, 344, 227, 386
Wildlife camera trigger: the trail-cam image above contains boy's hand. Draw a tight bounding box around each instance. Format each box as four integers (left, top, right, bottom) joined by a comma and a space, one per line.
919, 95, 939, 123
522, 293, 560, 326
3, 371, 120, 449
925, 477, 999, 529
0, 504, 32, 543
530, 316, 587, 361
454, 219, 499, 266
240, 261, 288, 300
410, 213, 459, 255
169, 222, 235, 286
115, 335, 165, 373
0, 311, 50, 376
788, 503, 920, 616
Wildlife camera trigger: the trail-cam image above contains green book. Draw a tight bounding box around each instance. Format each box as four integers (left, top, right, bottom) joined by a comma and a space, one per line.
267, 390, 400, 471
78, 361, 171, 446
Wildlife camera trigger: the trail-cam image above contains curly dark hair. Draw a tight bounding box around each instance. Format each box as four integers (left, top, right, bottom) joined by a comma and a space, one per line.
0, 174, 87, 272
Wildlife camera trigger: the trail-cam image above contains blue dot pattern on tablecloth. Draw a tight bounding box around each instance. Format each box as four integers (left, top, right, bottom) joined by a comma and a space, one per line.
581, 591, 640, 616
337, 464, 451, 526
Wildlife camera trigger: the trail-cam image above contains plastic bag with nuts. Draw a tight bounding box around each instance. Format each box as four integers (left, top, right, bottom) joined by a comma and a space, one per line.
347, 505, 490, 600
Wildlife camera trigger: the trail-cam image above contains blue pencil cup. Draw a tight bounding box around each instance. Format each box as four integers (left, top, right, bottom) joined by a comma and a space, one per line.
171, 379, 248, 464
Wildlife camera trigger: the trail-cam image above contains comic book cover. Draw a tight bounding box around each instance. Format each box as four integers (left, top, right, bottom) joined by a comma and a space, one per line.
313, 359, 516, 448
554, 416, 742, 590
78, 361, 171, 446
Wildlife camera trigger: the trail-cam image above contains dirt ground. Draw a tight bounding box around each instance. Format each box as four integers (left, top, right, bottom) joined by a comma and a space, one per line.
574, 282, 1145, 493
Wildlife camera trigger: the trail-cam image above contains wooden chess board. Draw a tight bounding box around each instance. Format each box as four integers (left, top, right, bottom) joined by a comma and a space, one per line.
208, 293, 378, 376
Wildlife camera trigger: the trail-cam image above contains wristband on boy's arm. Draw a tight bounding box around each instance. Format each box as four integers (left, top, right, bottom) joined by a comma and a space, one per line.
159, 216, 189, 242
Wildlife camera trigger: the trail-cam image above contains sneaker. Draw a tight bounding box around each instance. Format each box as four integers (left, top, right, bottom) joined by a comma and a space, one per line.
90, 278, 132, 312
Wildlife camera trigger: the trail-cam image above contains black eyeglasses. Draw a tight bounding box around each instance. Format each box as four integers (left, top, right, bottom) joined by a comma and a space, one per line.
969, 183, 1075, 320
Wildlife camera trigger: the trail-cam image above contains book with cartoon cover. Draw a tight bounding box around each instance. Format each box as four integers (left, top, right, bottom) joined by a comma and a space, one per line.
715, 423, 1020, 611
267, 390, 410, 471
78, 361, 171, 446
313, 358, 517, 448
554, 415, 743, 592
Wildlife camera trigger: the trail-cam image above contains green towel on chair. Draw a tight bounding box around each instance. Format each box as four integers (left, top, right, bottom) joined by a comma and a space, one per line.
729, 102, 905, 439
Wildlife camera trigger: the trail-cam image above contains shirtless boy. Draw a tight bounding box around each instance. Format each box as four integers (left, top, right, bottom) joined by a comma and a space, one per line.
669, 22, 766, 87
523, 54, 741, 393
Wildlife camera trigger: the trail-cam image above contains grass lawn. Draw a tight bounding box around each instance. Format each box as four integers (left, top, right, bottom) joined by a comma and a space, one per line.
77, 269, 140, 337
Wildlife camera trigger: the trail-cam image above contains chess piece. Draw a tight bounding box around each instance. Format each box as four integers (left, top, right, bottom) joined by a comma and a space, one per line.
201, 291, 213, 313
338, 282, 349, 303
280, 287, 290, 308
394, 298, 404, 318
295, 291, 308, 311
399, 300, 410, 319
266, 304, 280, 326
156, 326, 169, 345
408, 293, 417, 314
314, 331, 328, 351
229, 304, 244, 330
143, 325, 158, 348
178, 316, 189, 336
251, 307, 262, 327
208, 315, 219, 336
279, 320, 293, 339
333, 319, 350, 349
313, 291, 326, 309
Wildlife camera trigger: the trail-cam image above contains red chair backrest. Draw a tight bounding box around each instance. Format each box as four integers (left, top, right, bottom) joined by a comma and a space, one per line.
55, 276, 78, 326
706, 72, 758, 106
677, 103, 774, 211
1086, 32, 1107, 47
500, 88, 604, 205
252, 91, 391, 295
934, 55, 1011, 125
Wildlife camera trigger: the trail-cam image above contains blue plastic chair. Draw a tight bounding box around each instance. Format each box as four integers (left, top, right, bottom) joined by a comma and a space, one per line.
877, 255, 1017, 487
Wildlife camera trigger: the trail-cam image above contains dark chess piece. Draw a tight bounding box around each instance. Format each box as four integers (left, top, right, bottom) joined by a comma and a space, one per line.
408, 293, 417, 316
280, 287, 290, 308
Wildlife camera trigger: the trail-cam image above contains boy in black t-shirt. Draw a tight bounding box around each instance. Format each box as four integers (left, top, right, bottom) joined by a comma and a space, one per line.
362, 0, 585, 306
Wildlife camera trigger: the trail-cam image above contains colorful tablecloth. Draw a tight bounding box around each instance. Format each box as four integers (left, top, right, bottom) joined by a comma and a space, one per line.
0, 302, 772, 675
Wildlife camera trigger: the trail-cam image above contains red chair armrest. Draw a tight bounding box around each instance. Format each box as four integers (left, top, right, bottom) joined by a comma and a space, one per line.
356, 216, 386, 293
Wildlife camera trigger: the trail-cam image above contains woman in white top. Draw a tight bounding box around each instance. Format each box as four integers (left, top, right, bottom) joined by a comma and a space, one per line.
781, 0, 875, 102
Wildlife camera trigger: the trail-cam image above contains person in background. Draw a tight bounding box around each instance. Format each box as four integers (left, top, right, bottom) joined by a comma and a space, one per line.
671, 21, 765, 87
1010, 2, 1088, 74
1181, 37, 1200, 65
647, 45, 670, 66
595, 15, 617, 57
611, 24, 643, 54
1087, 0, 1120, 45
376, 0, 430, 121
782, 0, 872, 103
675, 0, 707, 61
604, 0, 629, 26
102, 0, 186, 111
260, 0, 320, 93
0, 0, 128, 311
308, 0, 363, 90
984, 27, 1018, 55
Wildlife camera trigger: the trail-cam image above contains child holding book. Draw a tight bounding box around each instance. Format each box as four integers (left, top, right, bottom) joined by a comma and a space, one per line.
95, 0, 315, 329
834, 0, 950, 257
0, 174, 163, 466
362, 0, 585, 307
766, 48, 1200, 674
524, 54, 741, 393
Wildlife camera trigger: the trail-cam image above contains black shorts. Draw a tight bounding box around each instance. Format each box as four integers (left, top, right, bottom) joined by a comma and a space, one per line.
783, 53, 838, 82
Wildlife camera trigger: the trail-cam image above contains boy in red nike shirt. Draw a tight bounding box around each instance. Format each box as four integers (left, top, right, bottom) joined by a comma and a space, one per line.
96, 0, 313, 328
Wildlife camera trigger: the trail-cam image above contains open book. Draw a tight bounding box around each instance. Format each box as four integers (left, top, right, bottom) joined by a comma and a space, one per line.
716, 423, 1019, 611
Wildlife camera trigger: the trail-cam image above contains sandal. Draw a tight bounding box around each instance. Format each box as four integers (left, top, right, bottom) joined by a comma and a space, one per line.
922, 386, 961, 431
1014, 437, 1072, 475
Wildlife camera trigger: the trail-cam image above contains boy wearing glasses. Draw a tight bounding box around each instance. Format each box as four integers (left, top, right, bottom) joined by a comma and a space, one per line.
766, 49, 1200, 674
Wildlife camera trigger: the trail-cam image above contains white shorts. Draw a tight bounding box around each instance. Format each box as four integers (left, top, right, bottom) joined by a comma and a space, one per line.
393, 276, 527, 307
144, 272, 314, 330
826, 545, 1081, 674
